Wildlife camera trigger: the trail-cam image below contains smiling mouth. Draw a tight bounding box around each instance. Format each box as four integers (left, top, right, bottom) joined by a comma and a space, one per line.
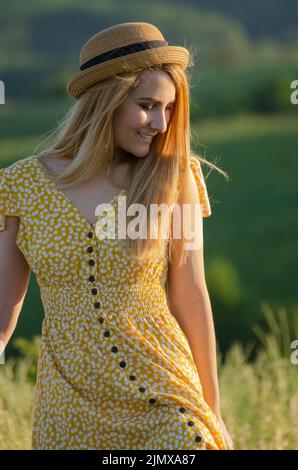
136, 132, 153, 143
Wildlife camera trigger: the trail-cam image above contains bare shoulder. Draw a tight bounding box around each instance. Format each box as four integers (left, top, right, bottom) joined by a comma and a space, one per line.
38, 154, 70, 173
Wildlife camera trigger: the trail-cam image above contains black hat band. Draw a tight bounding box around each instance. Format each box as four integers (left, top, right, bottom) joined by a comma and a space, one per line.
80, 40, 168, 71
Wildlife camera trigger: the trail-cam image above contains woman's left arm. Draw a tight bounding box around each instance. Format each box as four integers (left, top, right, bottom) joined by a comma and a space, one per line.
166, 169, 222, 419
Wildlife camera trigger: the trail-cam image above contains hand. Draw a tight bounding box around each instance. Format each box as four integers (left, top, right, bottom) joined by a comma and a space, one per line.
217, 415, 234, 450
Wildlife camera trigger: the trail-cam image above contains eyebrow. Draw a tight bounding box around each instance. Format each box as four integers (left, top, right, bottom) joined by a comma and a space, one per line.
138, 97, 175, 104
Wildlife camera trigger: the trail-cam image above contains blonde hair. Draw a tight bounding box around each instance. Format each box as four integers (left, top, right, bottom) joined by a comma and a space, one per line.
34, 58, 228, 266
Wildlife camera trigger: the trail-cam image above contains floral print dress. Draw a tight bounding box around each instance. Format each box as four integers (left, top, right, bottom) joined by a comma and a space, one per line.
0, 154, 227, 450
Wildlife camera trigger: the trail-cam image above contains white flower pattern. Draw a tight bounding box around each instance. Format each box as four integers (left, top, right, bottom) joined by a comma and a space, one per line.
0, 154, 228, 450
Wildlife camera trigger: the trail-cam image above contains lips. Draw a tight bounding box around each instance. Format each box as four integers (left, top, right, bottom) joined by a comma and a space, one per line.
137, 131, 153, 142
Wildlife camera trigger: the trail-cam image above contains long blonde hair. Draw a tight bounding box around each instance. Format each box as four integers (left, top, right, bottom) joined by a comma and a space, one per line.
34, 59, 228, 266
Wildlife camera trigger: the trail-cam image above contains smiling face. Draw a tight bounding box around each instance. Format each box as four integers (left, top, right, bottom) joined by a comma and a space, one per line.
113, 69, 176, 158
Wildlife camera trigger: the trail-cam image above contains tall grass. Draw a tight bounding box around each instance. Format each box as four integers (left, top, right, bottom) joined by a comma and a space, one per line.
219, 302, 298, 449
0, 357, 35, 449
0, 303, 297, 450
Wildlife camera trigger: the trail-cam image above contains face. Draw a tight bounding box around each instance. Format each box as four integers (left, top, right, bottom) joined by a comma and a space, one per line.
113, 69, 176, 158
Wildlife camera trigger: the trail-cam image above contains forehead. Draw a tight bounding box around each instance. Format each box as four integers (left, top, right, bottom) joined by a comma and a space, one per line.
133, 69, 176, 99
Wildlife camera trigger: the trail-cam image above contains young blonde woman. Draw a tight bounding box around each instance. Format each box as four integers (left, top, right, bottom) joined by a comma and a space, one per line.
0, 22, 233, 450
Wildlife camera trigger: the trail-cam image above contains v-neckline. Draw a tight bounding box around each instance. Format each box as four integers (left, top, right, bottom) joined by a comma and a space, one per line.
33, 155, 126, 231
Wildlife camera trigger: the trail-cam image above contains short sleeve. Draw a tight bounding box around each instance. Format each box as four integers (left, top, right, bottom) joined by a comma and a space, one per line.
0, 167, 18, 231
189, 156, 212, 217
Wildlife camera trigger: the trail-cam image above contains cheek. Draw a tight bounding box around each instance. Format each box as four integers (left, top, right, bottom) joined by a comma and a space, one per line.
127, 108, 147, 129
118, 103, 147, 127
114, 106, 148, 144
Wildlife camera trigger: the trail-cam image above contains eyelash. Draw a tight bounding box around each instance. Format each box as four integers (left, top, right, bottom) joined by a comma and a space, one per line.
139, 104, 173, 111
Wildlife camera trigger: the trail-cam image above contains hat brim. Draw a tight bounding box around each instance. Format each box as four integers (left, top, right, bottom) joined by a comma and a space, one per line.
66, 46, 190, 99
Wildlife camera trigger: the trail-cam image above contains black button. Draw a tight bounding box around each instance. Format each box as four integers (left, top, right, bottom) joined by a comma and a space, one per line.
88, 275, 95, 282
139, 387, 145, 393
88, 259, 95, 266
195, 435, 202, 443
111, 346, 118, 353
87, 232, 93, 238
87, 246, 94, 253
148, 398, 156, 404
91, 288, 98, 295
187, 421, 194, 427
179, 407, 186, 413
129, 375, 136, 381
98, 317, 104, 324
94, 302, 101, 308
103, 331, 110, 337
119, 361, 126, 368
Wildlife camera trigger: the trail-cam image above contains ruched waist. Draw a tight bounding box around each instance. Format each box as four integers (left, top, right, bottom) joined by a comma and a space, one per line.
38, 280, 165, 294
38, 280, 169, 325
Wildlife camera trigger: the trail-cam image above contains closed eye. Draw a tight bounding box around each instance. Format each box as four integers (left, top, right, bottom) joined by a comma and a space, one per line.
139, 104, 173, 111
140, 104, 153, 110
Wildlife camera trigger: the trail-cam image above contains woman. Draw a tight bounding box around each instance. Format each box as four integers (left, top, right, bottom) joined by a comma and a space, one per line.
0, 22, 233, 450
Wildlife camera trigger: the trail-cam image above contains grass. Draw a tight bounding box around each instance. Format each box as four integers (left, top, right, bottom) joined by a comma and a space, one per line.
219, 302, 298, 450
0, 358, 35, 450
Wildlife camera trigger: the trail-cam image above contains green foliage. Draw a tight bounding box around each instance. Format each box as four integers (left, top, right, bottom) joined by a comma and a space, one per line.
219, 302, 298, 449
252, 74, 298, 113
206, 256, 243, 308
12, 336, 40, 382
252, 301, 298, 360
0, 356, 35, 450
195, 112, 298, 310
190, 64, 298, 118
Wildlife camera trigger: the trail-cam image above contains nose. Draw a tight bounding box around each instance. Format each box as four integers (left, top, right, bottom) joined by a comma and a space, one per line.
150, 108, 169, 133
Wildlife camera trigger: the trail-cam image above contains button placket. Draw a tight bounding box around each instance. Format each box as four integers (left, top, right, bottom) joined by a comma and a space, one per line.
87, 228, 202, 446
99, 314, 158, 407
178, 406, 204, 447
86, 230, 101, 311
99, 313, 202, 444
87, 232, 96, 274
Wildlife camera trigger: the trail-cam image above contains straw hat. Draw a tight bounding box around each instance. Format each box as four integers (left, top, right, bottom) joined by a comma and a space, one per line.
66, 22, 190, 99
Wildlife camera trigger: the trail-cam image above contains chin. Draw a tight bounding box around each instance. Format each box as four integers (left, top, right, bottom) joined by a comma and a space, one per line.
119, 143, 151, 159
126, 145, 149, 157
133, 151, 150, 158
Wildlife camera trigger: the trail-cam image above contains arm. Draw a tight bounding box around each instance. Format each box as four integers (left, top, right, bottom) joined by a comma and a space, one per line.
0, 215, 31, 356
166, 169, 222, 418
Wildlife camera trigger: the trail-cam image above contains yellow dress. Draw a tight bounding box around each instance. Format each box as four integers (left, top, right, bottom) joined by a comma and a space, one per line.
0, 154, 228, 450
